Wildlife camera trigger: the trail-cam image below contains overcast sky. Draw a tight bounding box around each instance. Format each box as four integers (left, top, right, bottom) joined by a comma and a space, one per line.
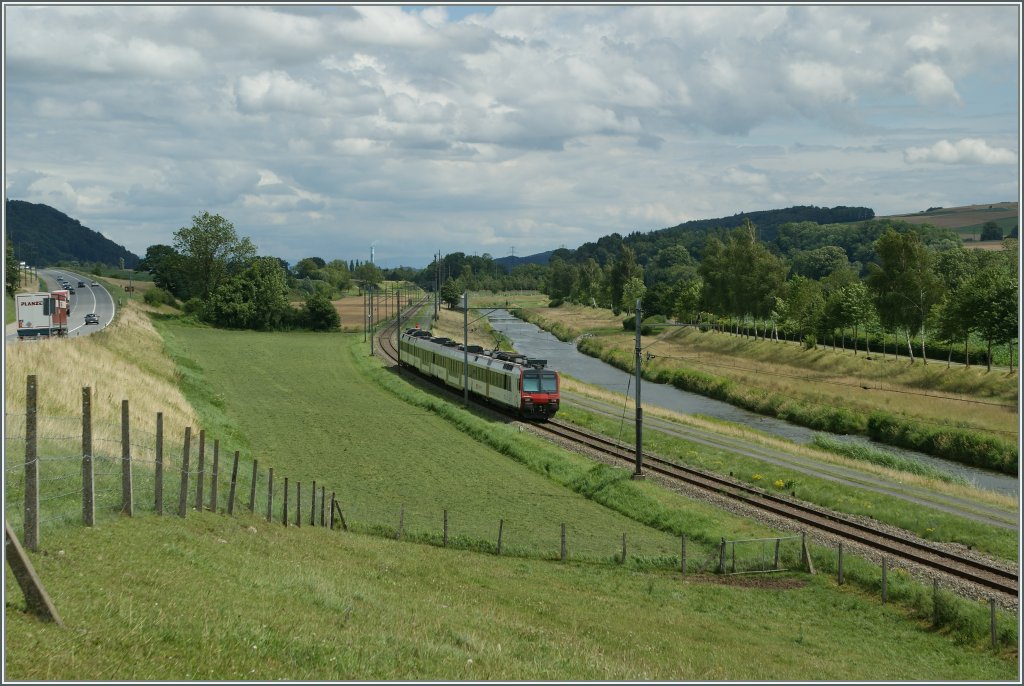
3, 3, 1020, 268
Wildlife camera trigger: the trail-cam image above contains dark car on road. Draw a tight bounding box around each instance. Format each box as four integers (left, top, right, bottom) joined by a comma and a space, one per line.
84, 313, 99, 325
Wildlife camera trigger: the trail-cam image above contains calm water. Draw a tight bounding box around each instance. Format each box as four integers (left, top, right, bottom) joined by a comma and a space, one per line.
487, 311, 1019, 497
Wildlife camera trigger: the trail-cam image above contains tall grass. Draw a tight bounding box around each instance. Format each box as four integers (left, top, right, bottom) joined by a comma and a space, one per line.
575, 335, 1017, 473
810, 434, 967, 485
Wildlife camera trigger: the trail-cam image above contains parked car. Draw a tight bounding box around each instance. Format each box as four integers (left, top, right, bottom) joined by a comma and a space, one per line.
84, 313, 99, 325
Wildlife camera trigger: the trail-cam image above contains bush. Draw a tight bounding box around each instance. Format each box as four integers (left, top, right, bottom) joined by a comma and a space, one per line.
181, 298, 204, 316
143, 287, 177, 308
622, 316, 654, 335
302, 293, 340, 331
548, 298, 563, 308
802, 334, 817, 350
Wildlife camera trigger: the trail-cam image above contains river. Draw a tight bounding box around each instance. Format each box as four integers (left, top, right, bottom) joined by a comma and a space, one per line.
486, 310, 1019, 497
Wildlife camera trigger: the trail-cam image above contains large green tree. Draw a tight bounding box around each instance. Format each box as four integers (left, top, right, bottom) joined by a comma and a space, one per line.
173, 212, 256, 301
866, 229, 943, 363
6, 239, 19, 297
699, 221, 787, 331
204, 256, 290, 330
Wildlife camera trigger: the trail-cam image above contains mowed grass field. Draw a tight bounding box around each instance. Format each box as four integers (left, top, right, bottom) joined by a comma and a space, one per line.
4, 308, 1018, 679
153, 321, 719, 560
5, 511, 1014, 681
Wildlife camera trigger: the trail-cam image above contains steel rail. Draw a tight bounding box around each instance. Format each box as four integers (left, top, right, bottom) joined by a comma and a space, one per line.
540, 419, 1017, 597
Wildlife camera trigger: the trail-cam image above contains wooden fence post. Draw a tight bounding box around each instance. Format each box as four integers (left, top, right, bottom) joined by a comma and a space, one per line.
329, 492, 336, 529
310, 480, 317, 526
120, 400, 133, 516
320, 486, 326, 527
209, 439, 220, 512
283, 478, 290, 526
24, 375, 39, 551
248, 459, 258, 513
620, 533, 626, 564
155, 412, 163, 516
5, 522, 62, 626
443, 509, 449, 546
177, 427, 191, 518
266, 468, 274, 523
801, 532, 816, 575
773, 538, 780, 570
82, 387, 95, 527
560, 523, 567, 561
718, 538, 726, 573
497, 519, 504, 555
333, 499, 348, 531
194, 430, 205, 511
227, 450, 240, 515
295, 482, 301, 528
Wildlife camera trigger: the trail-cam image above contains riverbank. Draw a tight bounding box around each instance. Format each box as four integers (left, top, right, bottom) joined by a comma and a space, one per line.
511, 302, 1019, 475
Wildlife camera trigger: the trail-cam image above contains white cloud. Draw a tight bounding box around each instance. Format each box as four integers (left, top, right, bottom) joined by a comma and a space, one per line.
2, 4, 1018, 265
904, 139, 1017, 165
904, 63, 961, 104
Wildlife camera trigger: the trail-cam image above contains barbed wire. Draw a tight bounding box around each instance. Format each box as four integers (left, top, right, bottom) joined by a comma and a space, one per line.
39, 487, 84, 502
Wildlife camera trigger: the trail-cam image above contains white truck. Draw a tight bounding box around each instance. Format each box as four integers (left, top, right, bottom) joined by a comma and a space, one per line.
15, 291, 70, 338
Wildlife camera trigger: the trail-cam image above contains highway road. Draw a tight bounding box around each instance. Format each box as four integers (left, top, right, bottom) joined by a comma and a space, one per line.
5, 268, 117, 344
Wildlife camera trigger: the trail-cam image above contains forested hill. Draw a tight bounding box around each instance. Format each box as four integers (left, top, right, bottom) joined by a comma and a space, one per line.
5, 199, 140, 268
508, 205, 875, 267
572, 205, 875, 267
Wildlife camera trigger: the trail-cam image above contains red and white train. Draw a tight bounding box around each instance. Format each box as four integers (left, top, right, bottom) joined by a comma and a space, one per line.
398, 328, 560, 420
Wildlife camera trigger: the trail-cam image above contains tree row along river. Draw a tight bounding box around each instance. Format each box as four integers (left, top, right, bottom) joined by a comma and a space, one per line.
485, 310, 1019, 497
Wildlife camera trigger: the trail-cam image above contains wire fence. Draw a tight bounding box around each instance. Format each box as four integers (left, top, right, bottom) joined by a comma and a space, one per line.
4, 375, 723, 575
5, 375, 1013, 650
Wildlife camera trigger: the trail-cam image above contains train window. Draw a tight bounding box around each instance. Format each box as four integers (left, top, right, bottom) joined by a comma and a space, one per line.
541, 372, 558, 392
523, 373, 541, 393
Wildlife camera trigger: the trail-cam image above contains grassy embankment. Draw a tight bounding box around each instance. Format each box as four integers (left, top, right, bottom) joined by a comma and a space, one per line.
3, 302, 1018, 679
514, 302, 1018, 474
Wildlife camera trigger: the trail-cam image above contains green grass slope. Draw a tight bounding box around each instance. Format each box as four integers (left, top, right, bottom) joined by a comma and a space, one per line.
4, 319, 1017, 680
4, 513, 1015, 681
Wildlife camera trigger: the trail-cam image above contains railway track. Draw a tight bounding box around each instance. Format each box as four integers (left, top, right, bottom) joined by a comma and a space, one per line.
374, 311, 1018, 599
538, 419, 1017, 597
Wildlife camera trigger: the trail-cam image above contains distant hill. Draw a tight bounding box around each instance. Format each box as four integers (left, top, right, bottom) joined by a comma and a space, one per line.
5, 200, 140, 268
880, 202, 1018, 242
494, 250, 555, 271
506, 205, 877, 268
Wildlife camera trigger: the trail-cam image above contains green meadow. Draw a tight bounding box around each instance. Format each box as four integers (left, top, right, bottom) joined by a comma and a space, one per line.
3, 310, 1018, 679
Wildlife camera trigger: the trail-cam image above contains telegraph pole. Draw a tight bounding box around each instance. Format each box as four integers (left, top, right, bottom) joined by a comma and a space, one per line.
633, 298, 644, 480
396, 286, 402, 373
463, 292, 469, 406
369, 285, 375, 356
434, 251, 440, 319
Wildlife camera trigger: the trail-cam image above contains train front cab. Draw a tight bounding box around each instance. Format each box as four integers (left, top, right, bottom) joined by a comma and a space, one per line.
520, 368, 559, 419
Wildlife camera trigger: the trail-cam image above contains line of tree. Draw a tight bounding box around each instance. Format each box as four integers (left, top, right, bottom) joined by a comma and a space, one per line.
540, 217, 1018, 370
